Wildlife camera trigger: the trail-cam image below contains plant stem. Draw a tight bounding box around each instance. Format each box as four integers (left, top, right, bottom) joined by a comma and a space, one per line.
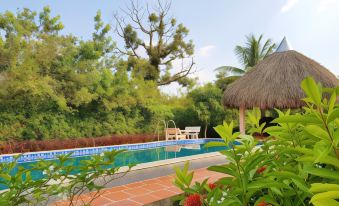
231, 143, 246, 205
318, 107, 338, 158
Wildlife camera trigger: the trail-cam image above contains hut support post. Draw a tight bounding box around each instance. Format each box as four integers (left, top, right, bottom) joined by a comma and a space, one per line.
239, 107, 246, 134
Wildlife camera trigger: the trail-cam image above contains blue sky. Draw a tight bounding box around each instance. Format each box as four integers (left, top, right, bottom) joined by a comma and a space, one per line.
1, 0, 339, 93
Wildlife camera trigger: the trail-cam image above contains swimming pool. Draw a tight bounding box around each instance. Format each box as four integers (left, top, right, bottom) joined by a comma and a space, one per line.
0, 139, 226, 189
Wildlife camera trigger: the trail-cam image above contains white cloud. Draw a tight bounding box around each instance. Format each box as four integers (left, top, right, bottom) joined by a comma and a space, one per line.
317, 0, 337, 12
198, 45, 216, 57
280, 0, 300, 13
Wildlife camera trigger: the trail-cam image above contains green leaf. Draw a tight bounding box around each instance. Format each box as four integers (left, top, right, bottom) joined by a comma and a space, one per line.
0, 174, 11, 181
247, 179, 287, 190
291, 178, 309, 193
204, 141, 228, 148
273, 114, 320, 124
327, 108, 339, 124
328, 92, 337, 113
312, 199, 339, 206
310, 191, 339, 204
304, 165, 339, 181
301, 76, 322, 105
208, 165, 235, 176
216, 177, 233, 185
213, 125, 229, 142
304, 125, 330, 142
310, 183, 339, 193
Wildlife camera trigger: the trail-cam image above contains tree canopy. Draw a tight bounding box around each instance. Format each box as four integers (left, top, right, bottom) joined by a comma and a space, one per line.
114, 0, 195, 87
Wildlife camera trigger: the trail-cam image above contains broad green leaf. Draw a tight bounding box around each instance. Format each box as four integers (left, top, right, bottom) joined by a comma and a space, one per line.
216, 177, 233, 185
310, 191, 339, 204
301, 76, 322, 105
208, 165, 235, 176
204, 141, 228, 148
312, 199, 339, 206
304, 165, 339, 181
273, 114, 320, 124
247, 179, 287, 190
0, 174, 11, 181
328, 92, 337, 113
304, 125, 330, 142
214, 125, 229, 142
327, 108, 339, 124
310, 183, 339, 193
292, 178, 309, 193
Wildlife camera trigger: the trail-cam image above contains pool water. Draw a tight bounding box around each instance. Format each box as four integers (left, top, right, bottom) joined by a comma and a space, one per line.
0, 143, 226, 190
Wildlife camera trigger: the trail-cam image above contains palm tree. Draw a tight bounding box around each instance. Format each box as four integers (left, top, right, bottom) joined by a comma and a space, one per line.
215, 34, 276, 90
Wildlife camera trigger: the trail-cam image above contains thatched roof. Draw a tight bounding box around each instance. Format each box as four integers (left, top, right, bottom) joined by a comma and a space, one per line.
223, 49, 339, 109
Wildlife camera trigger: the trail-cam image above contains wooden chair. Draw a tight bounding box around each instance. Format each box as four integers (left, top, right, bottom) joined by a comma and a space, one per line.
165, 128, 187, 140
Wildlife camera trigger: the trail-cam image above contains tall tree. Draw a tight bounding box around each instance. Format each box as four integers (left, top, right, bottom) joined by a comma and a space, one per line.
189, 84, 226, 138
215, 34, 276, 90
114, 0, 195, 87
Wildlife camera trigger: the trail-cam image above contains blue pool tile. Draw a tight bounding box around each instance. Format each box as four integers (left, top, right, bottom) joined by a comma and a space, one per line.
0, 138, 220, 163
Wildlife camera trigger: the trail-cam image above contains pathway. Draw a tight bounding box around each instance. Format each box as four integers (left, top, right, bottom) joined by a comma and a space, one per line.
52, 167, 226, 206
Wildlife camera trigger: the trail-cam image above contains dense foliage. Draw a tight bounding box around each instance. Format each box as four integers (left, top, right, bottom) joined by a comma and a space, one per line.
0, 7, 170, 141
174, 77, 339, 206
0, 6, 234, 142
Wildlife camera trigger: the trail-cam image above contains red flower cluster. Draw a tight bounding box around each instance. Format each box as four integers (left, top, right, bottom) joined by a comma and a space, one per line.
208, 183, 217, 190
184, 194, 202, 206
258, 201, 267, 206
256, 165, 267, 174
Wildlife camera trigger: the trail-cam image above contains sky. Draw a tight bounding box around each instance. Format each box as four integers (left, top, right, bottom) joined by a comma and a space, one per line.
1, 0, 339, 94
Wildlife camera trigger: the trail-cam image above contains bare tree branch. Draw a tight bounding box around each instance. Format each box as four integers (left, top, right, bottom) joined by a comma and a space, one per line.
157, 57, 195, 86
113, 14, 140, 59
113, 0, 195, 86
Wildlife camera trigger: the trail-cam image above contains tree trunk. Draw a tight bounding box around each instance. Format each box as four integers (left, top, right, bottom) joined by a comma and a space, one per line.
204, 122, 208, 138
239, 107, 246, 134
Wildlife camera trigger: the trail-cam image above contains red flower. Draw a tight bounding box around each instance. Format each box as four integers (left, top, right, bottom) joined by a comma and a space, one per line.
256, 165, 267, 174
258, 201, 267, 206
208, 183, 217, 190
184, 194, 202, 206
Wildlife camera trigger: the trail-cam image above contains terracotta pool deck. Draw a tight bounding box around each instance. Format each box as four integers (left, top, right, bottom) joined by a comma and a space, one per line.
52, 167, 226, 206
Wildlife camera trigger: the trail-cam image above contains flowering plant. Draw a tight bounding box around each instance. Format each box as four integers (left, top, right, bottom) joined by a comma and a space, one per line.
174, 77, 339, 206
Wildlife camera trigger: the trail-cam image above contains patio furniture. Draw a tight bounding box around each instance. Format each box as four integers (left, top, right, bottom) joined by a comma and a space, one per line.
165, 128, 187, 140
183, 126, 201, 139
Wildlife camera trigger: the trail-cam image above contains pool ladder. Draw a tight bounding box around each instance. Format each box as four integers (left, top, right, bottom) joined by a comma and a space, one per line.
154, 120, 177, 141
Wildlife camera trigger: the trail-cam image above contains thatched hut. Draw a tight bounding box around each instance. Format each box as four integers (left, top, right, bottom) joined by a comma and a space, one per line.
223, 37, 339, 133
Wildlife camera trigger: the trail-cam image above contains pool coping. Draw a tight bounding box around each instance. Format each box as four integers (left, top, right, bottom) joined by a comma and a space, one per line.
118, 151, 223, 173
0, 138, 223, 163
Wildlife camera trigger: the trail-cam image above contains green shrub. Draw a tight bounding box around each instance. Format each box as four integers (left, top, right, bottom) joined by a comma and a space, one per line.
0, 150, 133, 205
174, 77, 339, 206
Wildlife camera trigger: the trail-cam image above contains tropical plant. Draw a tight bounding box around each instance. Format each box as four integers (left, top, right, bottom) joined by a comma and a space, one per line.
174, 76, 339, 206
268, 77, 339, 206
0, 150, 133, 206
188, 84, 236, 138
215, 34, 276, 90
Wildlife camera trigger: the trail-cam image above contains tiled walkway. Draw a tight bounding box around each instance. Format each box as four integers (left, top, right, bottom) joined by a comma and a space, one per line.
52, 167, 226, 206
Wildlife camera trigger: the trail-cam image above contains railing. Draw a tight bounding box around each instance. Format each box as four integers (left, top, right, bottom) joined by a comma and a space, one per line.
154, 120, 167, 141
154, 120, 177, 141
166, 120, 176, 129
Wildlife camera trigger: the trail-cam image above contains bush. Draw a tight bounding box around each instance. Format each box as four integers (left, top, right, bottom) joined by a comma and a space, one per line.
0, 150, 133, 205
174, 77, 339, 206
0, 134, 158, 154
